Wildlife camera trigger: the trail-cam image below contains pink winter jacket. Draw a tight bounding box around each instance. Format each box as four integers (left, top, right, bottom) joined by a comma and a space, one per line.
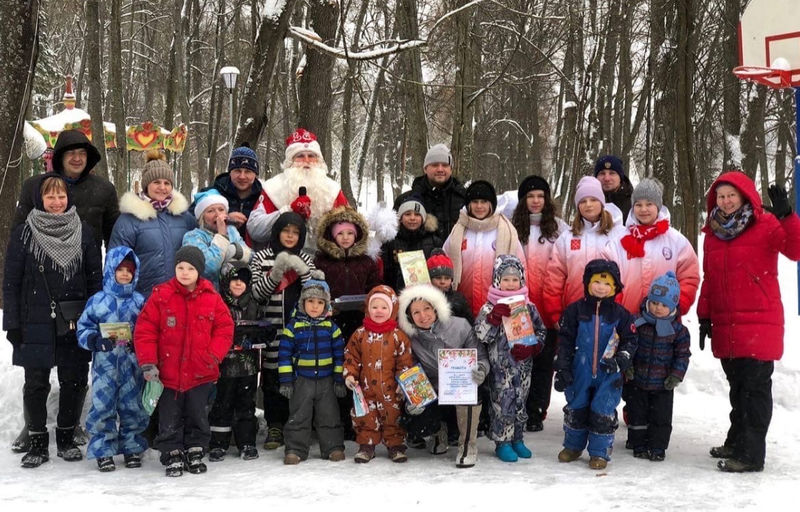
523, 216, 569, 329
602, 207, 700, 316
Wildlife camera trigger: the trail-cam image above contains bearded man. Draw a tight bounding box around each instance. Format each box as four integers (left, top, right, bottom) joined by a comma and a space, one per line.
247, 128, 349, 250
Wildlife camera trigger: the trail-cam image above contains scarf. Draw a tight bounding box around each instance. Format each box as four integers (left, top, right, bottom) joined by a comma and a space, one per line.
140, 190, 173, 212
529, 213, 542, 225
363, 316, 398, 334
635, 305, 677, 337
23, 206, 83, 280
708, 203, 754, 240
486, 285, 530, 306
446, 211, 519, 289
620, 219, 669, 259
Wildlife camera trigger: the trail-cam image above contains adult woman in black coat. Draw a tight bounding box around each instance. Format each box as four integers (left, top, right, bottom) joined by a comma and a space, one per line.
3, 175, 102, 468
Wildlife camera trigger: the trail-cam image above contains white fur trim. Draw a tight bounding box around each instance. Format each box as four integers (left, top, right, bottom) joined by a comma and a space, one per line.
119, 190, 190, 221
366, 202, 398, 244
284, 140, 322, 165
397, 284, 452, 336
195, 194, 229, 221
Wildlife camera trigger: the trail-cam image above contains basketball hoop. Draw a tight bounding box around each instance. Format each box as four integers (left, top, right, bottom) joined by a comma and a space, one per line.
733, 65, 794, 88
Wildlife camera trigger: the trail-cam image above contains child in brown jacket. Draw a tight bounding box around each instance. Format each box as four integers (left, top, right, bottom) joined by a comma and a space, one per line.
343, 285, 414, 463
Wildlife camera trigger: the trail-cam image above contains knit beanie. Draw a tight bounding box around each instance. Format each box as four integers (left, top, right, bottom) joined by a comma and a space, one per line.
285, 128, 323, 163
465, 180, 497, 213
369, 292, 394, 314
141, 150, 173, 192
395, 194, 427, 223
427, 249, 454, 280
593, 155, 625, 179
517, 175, 551, 200
491, 254, 526, 288
573, 176, 606, 207
648, 271, 680, 312
632, 177, 664, 212
228, 143, 259, 174
331, 221, 357, 239
193, 189, 229, 221
423, 143, 453, 168
300, 270, 331, 314
175, 245, 205, 275
589, 272, 617, 295
227, 264, 252, 286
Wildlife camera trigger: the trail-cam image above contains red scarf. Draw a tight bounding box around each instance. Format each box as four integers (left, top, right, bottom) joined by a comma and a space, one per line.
620, 219, 669, 259
363, 317, 398, 334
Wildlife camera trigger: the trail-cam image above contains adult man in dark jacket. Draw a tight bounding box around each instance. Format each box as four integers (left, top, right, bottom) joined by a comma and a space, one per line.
593, 155, 633, 223
411, 144, 467, 241
14, 130, 119, 248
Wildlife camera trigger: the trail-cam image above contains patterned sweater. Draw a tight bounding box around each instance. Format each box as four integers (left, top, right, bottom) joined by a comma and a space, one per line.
277, 313, 344, 384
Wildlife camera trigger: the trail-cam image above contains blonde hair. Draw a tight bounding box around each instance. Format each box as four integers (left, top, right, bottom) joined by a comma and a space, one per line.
40, 176, 68, 197
570, 208, 614, 236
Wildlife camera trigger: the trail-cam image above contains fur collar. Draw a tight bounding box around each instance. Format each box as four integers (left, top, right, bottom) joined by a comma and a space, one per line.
316, 207, 371, 260
397, 284, 452, 336
119, 190, 190, 221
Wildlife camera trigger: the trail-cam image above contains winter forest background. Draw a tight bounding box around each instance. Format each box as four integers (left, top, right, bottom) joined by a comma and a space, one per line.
0, 0, 794, 296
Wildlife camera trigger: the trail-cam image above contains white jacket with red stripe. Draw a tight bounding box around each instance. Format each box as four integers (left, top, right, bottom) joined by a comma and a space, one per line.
523, 216, 569, 329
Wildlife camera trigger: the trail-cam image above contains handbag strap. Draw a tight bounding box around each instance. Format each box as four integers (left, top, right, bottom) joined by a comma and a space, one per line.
37, 265, 58, 320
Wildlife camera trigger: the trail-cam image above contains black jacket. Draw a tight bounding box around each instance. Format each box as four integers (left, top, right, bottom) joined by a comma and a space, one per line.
381, 224, 443, 292
411, 175, 467, 240
192, 172, 265, 239
604, 176, 633, 224
14, 131, 119, 248
3, 222, 103, 368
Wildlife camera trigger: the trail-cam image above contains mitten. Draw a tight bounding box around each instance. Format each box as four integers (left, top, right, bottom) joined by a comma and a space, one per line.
663, 375, 682, 391
6, 329, 22, 346
598, 357, 618, 374
334, 381, 347, 398
510, 343, 536, 362
86, 333, 115, 352
553, 370, 573, 392
286, 254, 310, 275
487, 303, 511, 326
270, 252, 292, 281
624, 367, 635, 381
405, 402, 425, 416
279, 383, 294, 400
225, 243, 246, 262
290, 195, 312, 219
141, 364, 159, 382
698, 319, 711, 351
765, 184, 793, 219
471, 364, 487, 385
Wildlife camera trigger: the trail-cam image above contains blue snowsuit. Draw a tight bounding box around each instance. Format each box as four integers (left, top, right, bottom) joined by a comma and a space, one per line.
77, 247, 149, 460
554, 260, 637, 461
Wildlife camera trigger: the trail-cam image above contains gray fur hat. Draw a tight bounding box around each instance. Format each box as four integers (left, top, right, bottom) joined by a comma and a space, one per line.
299, 270, 331, 314
632, 177, 664, 212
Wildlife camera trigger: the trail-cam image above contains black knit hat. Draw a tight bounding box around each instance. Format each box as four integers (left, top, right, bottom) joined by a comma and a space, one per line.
517, 175, 551, 200
175, 246, 206, 276
593, 155, 625, 179
465, 180, 497, 214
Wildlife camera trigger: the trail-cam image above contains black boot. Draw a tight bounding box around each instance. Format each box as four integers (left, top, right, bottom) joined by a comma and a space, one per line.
21, 432, 49, 468
56, 426, 83, 461
185, 447, 207, 474
12, 425, 30, 453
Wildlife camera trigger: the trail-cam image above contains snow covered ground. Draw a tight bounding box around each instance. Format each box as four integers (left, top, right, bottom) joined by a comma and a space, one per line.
1, 255, 799, 511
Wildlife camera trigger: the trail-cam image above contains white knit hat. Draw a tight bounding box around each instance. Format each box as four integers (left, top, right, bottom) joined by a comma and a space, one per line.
193, 190, 229, 221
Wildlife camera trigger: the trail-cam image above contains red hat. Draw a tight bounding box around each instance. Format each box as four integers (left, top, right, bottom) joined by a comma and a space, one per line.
285, 128, 322, 163
116, 259, 136, 275
427, 249, 454, 279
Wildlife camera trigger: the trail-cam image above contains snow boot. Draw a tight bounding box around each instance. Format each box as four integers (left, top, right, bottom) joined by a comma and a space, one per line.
717, 458, 763, 473
240, 445, 259, 460
388, 445, 408, 463
710, 445, 735, 459
97, 456, 116, 472
73, 425, 89, 446
263, 426, 284, 450
11, 423, 29, 453
283, 452, 302, 465
354, 444, 375, 463
165, 450, 184, 477
495, 442, 518, 462
427, 422, 448, 455
185, 447, 207, 474
124, 453, 142, 468
633, 447, 649, 459
557, 448, 582, 463
208, 447, 226, 462
525, 418, 544, 432
649, 449, 665, 462
511, 440, 532, 459
455, 404, 480, 468
328, 449, 346, 462
589, 456, 608, 470
20, 431, 49, 468
56, 426, 83, 461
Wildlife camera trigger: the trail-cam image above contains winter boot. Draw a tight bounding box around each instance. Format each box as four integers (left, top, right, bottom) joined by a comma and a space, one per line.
208, 447, 226, 462
97, 456, 116, 472
388, 445, 408, 463
495, 442, 518, 463
56, 426, 83, 461
354, 444, 375, 463
710, 445, 735, 459
648, 449, 665, 462
511, 440, 532, 459
633, 447, 649, 459
408, 435, 426, 449
717, 458, 763, 473
283, 452, 301, 465
11, 423, 29, 453
20, 431, 49, 469
328, 449, 346, 462
185, 447, 207, 474
557, 448, 582, 463
455, 404, 481, 468
427, 422, 448, 455
240, 445, 259, 461
588, 456, 608, 470
165, 450, 184, 477
124, 453, 142, 468
525, 418, 544, 432
263, 426, 284, 450
73, 425, 89, 446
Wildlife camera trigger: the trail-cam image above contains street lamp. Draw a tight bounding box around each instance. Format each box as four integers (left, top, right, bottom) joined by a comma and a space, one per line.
219, 66, 240, 154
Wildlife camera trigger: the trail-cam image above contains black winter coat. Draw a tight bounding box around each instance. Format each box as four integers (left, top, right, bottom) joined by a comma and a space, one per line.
381, 223, 443, 292
411, 175, 467, 241
603, 176, 633, 224
3, 222, 103, 368
192, 172, 265, 240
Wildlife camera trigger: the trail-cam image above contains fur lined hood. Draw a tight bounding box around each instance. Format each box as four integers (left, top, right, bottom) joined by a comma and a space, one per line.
397, 284, 452, 336
317, 206, 371, 260
119, 190, 190, 221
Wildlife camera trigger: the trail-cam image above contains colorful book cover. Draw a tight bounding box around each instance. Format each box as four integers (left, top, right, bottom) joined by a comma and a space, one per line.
497, 295, 537, 347
396, 365, 437, 408
397, 250, 431, 286
99, 322, 133, 341
352, 384, 370, 417
601, 331, 619, 360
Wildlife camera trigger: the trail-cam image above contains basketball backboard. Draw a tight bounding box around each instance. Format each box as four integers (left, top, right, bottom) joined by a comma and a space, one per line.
736, 0, 800, 88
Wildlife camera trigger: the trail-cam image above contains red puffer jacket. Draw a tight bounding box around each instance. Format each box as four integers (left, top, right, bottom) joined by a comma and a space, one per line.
135, 277, 234, 391
698, 171, 800, 361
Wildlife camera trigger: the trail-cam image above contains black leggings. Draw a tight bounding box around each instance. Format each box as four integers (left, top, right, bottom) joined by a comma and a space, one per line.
24, 364, 88, 432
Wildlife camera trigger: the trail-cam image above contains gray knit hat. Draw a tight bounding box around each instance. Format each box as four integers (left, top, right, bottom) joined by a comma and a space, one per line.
141, 150, 173, 192
299, 270, 331, 314
395, 194, 427, 223
632, 177, 664, 212
175, 245, 205, 276
424, 143, 452, 168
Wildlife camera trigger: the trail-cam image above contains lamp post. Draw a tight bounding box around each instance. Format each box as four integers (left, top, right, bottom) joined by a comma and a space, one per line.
219, 66, 240, 154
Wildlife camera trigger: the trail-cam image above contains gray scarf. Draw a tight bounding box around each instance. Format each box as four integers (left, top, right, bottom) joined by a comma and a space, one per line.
23, 206, 83, 280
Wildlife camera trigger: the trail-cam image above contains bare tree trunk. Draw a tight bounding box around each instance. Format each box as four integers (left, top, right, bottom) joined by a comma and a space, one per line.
741, 85, 767, 185
86, 0, 108, 178
676, 0, 698, 247
451, 0, 481, 181
206, 0, 228, 185
109, 0, 128, 194
721, 0, 742, 171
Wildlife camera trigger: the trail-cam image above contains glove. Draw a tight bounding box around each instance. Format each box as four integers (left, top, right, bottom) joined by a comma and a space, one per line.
598, 357, 618, 374
765, 184, 793, 219
699, 319, 711, 351
554, 370, 573, 392
334, 381, 347, 398
270, 252, 293, 282
405, 402, 425, 416
344, 375, 357, 390
141, 364, 159, 382
6, 329, 22, 346
237, 338, 253, 350
290, 195, 312, 220
471, 365, 487, 385
624, 367, 635, 381
510, 343, 536, 362
279, 383, 294, 400
663, 375, 682, 391
86, 333, 115, 352
286, 254, 310, 275
615, 351, 632, 372
487, 303, 511, 326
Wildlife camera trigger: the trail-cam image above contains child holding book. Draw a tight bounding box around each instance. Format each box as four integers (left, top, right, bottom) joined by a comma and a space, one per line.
426, 249, 472, 323
134, 246, 234, 477
278, 271, 347, 464
343, 285, 414, 463
208, 264, 272, 462
553, 259, 637, 470
474, 254, 546, 462
627, 271, 691, 461
77, 247, 149, 472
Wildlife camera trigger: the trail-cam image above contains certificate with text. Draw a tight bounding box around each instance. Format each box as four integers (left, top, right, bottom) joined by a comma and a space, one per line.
437, 348, 478, 405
